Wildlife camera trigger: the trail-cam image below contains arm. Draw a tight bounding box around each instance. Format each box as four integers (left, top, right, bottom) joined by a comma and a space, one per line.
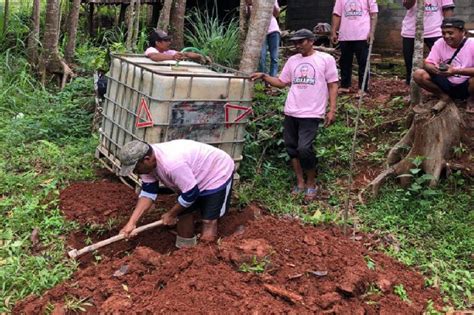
121, 197, 154, 236
368, 13, 378, 44
250, 72, 288, 88
442, 7, 454, 17
148, 52, 182, 62
331, 14, 341, 45
424, 60, 442, 76
447, 66, 474, 77
325, 82, 338, 127
402, 0, 415, 9
183, 51, 208, 63
273, 4, 280, 17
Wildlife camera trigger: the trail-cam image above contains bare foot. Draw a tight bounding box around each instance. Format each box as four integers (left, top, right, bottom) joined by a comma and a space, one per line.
338, 87, 351, 94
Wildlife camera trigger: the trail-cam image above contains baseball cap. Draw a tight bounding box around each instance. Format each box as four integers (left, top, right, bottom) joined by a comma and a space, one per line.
289, 29, 315, 41
118, 140, 150, 177
441, 18, 465, 29
155, 29, 171, 40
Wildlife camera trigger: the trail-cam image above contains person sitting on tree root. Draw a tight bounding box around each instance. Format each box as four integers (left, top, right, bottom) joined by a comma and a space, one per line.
118, 140, 234, 248
413, 18, 474, 113
145, 29, 207, 63
250, 29, 338, 203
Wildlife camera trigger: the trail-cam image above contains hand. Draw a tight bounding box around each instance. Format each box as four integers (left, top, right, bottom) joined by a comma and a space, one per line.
330, 33, 338, 45
440, 65, 456, 77
161, 211, 178, 225
120, 221, 137, 238
173, 52, 184, 61
367, 33, 375, 44
324, 111, 336, 127
250, 72, 265, 81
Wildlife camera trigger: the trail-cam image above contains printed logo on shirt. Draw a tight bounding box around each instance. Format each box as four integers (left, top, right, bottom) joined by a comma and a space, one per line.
424, 1, 439, 15
344, 0, 363, 18
292, 63, 316, 86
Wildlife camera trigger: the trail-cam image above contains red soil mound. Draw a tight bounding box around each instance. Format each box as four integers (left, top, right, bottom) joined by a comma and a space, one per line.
15, 179, 443, 314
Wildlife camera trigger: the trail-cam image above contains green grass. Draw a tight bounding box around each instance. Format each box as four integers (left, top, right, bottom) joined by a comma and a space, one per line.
0, 53, 97, 312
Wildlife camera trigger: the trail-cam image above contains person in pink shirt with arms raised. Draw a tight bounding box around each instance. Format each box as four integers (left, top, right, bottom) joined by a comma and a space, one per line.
401, 0, 454, 85
413, 18, 474, 113
118, 140, 234, 248
331, 0, 378, 93
251, 29, 338, 202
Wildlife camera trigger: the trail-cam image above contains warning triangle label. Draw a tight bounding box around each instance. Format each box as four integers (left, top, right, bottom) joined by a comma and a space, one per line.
224, 103, 252, 128
136, 97, 154, 128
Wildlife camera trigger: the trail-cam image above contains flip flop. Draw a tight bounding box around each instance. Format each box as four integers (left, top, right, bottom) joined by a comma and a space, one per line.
338, 87, 351, 94
291, 186, 305, 196
304, 187, 318, 202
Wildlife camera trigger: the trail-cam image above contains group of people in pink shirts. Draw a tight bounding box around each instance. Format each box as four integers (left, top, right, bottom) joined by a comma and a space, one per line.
118, 0, 473, 249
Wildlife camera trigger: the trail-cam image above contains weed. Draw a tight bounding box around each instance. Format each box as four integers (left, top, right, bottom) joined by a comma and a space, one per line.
424, 299, 442, 315
393, 284, 410, 302
63, 295, 93, 312
364, 255, 376, 270
239, 256, 269, 274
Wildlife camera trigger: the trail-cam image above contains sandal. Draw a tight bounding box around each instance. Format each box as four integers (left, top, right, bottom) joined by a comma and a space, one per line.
304, 187, 318, 203
291, 186, 305, 196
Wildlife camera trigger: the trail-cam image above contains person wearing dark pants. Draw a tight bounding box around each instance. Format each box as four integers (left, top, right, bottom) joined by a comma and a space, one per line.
401, 0, 454, 85
339, 41, 370, 91
251, 29, 338, 203
331, 0, 378, 94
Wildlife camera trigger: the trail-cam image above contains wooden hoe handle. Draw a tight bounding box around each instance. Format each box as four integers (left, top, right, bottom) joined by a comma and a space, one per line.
68, 220, 164, 259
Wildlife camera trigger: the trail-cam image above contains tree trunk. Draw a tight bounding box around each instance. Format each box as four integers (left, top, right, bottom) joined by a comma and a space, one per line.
27, 0, 41, 64
133, 0, 141, 51
126, 0, 137, 51
239, 0, 274, 74
157, 0, 173, 31
64, 0, 81, 63
239, 0, 250, 52
368, 100, 462, 195
169, 0, 186, 50
39, 0, 73, 89
409, 0, 425, 105
2, 0, 9, 34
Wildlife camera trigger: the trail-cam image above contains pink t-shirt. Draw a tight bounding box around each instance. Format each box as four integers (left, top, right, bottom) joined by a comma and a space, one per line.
333, 0, 378, 41
140, 140, 234, 194
279, 52, 338, 118
144, 46, 177, 57
267, 1, 280, 34
401, 0, 454, 38
425, 38, 474, 85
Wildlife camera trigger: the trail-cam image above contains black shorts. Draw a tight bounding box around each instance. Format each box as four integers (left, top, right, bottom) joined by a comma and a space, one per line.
430, 74, 470, 100
179, 179, 233, 220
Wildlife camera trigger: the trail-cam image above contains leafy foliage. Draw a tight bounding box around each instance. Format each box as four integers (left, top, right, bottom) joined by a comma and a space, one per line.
184, 9, 240, 67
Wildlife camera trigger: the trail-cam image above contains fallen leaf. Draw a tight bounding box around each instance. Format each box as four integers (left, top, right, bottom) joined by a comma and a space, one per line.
308, 270, 328, 277
113, 265, 129, 277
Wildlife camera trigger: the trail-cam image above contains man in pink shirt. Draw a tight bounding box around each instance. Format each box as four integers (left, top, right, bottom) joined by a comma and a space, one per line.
331, 0, 378, 93
145, 29, 205, 63
118, 140, 234, 247
401, 0, 454, 85
413, 18, 474, 112
251, 29, 338, 202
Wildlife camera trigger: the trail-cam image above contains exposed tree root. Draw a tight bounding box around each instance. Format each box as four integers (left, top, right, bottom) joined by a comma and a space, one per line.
368, 100, 463, 195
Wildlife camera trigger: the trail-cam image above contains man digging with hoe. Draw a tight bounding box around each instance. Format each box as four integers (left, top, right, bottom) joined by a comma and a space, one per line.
118, 140, 234, 248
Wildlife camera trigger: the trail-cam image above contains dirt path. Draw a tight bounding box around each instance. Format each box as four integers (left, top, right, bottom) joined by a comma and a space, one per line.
14, 180, 444, 314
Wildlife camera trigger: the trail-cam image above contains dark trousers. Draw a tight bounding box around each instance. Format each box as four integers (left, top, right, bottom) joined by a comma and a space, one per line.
283, 115, 322, 170
339, 40, 369, 91
402, 36, 440, 84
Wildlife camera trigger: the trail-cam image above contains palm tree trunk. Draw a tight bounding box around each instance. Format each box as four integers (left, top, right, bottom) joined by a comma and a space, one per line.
410, 0, 425, 105
170, 0, 186, 50
27, 0, 41, 64
133, 0, 141, 51
126, 0, 137, 51
64, 0, 81, 63
157, 0, 173, 31
239, 0, 274, 74
2, 0, 9, 34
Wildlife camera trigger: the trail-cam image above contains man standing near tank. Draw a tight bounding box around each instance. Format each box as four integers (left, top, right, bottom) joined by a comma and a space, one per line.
145, 29, 206, 63
331, 0, 378, 94
118, 139, 234, 248
401, 0, 454, 85
250, 29, 338, 202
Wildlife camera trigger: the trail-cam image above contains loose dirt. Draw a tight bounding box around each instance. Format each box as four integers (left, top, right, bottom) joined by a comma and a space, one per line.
14, 180, 445, 314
